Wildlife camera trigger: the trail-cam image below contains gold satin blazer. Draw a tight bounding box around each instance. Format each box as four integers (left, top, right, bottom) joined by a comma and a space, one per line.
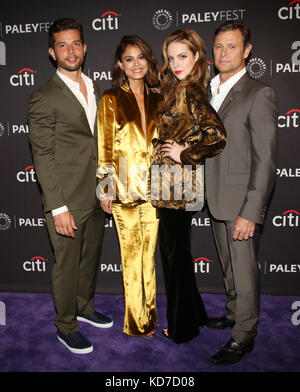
151, 83, 227, 210
97, 83, 162, 207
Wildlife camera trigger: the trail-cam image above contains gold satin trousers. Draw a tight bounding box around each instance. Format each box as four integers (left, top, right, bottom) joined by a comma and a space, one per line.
112, 201, 159, 336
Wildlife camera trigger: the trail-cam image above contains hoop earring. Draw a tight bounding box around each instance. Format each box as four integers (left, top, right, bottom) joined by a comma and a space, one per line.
122, 70, 128, 82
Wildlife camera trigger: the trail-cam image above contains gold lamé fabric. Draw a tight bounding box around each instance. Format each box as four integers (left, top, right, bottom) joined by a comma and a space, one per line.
112, 202, 158, 335
151, 84, 227, 210
97, 83, 162, 206
97, 83, 161, 335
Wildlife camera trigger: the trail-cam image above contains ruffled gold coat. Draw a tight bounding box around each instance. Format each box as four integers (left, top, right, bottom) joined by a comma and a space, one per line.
151, 84, 227, 210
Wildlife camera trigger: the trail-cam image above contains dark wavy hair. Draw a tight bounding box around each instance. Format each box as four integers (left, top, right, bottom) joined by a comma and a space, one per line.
157, 29, 209, 116
112, 35, 159, 88
49, 18, 84, 48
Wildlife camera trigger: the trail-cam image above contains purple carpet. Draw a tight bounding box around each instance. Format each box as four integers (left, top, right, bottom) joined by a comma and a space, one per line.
0, 292, 299, 372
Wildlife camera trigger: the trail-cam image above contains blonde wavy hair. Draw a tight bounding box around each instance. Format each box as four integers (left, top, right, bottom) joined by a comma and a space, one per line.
158, 29, 209, 115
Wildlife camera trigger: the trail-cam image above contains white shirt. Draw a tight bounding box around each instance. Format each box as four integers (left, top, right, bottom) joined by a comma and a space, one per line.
52, 70, 97, 217
56, 70, 97, 134
210, 67, 247, 112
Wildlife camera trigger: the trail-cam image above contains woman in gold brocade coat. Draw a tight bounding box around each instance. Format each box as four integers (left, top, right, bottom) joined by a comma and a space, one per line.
151, 30, 227, 343
97, 36, 162, 338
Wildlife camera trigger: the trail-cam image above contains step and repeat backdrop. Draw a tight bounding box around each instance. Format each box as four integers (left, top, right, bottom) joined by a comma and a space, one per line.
0, 0, 299, 296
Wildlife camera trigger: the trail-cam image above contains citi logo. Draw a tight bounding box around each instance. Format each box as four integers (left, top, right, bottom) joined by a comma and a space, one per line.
278, 0, 300, 20
17, 165, 37, 183
92, 11, 119, 31
10, 68, 35, 87
193, 257, 211, 273
278, 109, 300, 128
272, 210, 299, 227
23, 256, 47, 272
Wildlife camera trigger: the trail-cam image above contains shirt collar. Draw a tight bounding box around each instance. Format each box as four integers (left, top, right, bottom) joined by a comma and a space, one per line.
56, 69, 93, 90
211, 67, 247, 91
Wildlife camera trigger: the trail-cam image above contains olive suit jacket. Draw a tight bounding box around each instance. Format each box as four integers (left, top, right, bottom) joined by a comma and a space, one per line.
28, 74, 100, 214
205, 72, 278, 225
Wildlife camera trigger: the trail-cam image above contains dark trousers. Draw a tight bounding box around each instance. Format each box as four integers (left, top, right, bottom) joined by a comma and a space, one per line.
211, 217, 261, 342
158, 208, 207, 343
45, 204, 105, 333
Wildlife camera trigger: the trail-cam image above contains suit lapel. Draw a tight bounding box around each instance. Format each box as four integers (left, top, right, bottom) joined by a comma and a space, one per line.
93, 81, 100, 138
218, 89, 238, 117
144, 85, 155, 147
52, 74, 92, 134
217, 73, 250, 118
93, 80, 100, 109
207, 85, 212, 101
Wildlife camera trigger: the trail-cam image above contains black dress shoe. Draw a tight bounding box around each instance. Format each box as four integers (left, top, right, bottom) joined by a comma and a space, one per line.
205, 315, 235, 330
211, 337, 255, 365
77, 311, 113, 328
57, 330, 93, 354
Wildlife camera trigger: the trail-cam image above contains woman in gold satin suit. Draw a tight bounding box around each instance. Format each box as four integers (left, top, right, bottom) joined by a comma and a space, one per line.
97, 36, 161, 339
151, 30, 227, 343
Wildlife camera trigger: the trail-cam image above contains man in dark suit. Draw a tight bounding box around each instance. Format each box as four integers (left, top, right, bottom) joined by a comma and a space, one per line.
205, 21, 278, 365
28, 18, 112, 354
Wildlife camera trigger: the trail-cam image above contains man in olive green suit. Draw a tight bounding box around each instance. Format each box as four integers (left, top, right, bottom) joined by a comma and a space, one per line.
205, 22, 278, 365
28, 18, 112, 355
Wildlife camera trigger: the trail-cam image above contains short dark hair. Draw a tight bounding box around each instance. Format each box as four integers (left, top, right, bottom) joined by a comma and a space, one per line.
49, 18, 84, 48
213, 21, 251, 48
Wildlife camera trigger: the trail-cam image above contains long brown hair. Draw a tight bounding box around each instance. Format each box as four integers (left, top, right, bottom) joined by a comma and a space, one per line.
112, 35, 159, 88
158, 30, 209, 115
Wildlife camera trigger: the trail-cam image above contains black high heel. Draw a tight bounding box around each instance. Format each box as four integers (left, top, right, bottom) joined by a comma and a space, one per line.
161, 328, 170, 339
137, 329, 155, 340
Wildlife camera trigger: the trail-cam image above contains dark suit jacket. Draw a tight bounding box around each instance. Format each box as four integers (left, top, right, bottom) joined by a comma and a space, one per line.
28, 74, 100, 213
205, 72, 278, 224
